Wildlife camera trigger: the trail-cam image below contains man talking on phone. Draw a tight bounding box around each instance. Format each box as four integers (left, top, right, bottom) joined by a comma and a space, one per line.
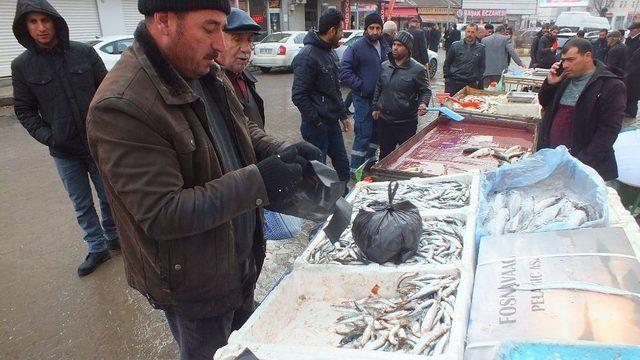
537, 38, 625, 181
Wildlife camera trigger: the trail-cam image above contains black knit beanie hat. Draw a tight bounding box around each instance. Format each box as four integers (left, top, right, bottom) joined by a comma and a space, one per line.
138, 0, 231, 16
364, 13, 383, 29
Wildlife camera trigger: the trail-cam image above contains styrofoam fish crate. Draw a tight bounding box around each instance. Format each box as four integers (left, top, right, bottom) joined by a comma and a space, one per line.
218, 266, 474, 360
294, 172, 480, 271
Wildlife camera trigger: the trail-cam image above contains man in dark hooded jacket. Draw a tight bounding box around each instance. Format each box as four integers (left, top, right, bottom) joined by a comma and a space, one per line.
11, 0, 116, 276
537, 26, 559, 69
537, 39, 625, 181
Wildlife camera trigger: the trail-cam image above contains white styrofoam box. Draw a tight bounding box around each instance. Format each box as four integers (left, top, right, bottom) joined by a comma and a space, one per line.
294, 172, 481, 270
297, 212, 477, 274
220, 266, 475, 360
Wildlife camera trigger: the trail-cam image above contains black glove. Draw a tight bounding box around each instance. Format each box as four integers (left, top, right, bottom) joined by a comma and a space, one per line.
284, 141, 323, 162
257, 148, 303, 204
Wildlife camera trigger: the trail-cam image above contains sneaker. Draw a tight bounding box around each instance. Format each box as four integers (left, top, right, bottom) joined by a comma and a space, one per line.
108, 238, 121, 251
77, 250, 111, 277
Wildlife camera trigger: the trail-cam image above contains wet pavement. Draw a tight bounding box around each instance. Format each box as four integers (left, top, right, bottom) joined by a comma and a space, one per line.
2, 50, 638, 358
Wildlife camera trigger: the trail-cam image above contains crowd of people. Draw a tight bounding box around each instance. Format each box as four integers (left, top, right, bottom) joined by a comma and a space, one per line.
9, 0, 639, 357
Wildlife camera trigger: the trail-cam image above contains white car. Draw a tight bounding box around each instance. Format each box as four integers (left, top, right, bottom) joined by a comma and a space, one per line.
251, 31, 307, 73
87, 35, 134, 71
336, 31, 439, 79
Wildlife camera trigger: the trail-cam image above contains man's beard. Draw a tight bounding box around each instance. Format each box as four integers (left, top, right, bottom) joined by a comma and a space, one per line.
365, 33, 380, 42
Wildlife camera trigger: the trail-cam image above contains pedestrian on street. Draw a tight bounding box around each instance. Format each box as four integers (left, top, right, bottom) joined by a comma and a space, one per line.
537, 39, 625, 181
292, 9, 352, 184
476, 26, 487, 43
216, 8, 266, 129
406, 17, 429, 65
443, 23, 485, 95
86, 1, 322, 358
591, 28, 609, 62
444, 24, 461, 53
11, 0, 118, 276
530, 24, 550, 68
372, 31, 432, 159
537, 25, 560, 69
484, 24, 494, 37
624, 22, 640, 118
426, 23, 441, 52
382, 20, 397, 48
604, 31, 627, 75
340, 13, 389, 175
482, 25, 524, 88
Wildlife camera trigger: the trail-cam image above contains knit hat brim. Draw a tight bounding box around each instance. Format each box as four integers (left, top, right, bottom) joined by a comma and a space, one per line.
393, 31, 414, 53
364, 13, 383, 29
138, 0, 231, 16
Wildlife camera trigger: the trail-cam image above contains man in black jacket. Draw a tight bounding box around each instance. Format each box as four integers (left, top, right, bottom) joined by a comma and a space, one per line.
444, 24, 461, 53
372, 31, 431, 159
11, 0, 116, 276
537, 25, 559, 69
406, 17, 429, 65
591, 28, 609, 61
292, 9, 351, 183
604, 31, 627, 75
530, 24, 549, 68
537, 39, 625, 181
443, 23, 485, 95
625, 22, 640, 117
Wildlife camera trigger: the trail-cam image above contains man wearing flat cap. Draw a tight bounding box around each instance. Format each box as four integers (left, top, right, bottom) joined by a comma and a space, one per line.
372, 31, 431, 159
217, 8, 266, 129
625, 22, 640, 117
86, 0, 321, 358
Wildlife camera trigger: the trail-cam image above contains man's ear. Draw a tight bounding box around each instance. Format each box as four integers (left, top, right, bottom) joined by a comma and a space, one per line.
152, 12, 171, 36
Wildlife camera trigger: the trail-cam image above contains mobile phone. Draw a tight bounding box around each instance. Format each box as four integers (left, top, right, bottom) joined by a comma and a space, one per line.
556, 61, 564, 76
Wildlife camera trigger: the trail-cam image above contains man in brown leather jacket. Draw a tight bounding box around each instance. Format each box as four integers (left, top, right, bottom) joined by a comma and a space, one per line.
86, 1, 320, 358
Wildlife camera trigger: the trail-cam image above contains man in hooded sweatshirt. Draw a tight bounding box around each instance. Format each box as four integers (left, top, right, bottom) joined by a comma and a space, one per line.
11, 0, 116, 276
340, 13, 390, 175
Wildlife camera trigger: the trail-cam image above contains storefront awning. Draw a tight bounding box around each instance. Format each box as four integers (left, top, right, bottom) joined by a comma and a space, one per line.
390, 8, 419, 18
420, 14, 456, 23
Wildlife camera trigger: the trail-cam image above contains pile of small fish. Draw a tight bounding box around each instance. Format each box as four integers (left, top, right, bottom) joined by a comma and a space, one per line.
307, 217, 465, 266
464, 145, 531, 166
483, 189, 600, 235
449, 95, 501, 114
333, 272, 458, 354
351, 181, 470, 212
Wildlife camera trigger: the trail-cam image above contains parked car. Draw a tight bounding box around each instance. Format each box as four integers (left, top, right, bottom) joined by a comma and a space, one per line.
87, 35, 134, 71
336, 31, 438, 79
251, 31, 307, 73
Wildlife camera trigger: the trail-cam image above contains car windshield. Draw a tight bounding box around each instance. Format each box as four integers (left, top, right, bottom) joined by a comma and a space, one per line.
85, 40, 101, 46
345, 35, 362, 46
262, 33, 292, 43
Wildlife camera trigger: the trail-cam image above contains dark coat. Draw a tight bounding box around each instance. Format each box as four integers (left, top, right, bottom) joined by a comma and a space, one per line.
427, 28, 441, 52
625, 34, 640, 62
373, 55, 432, 123
406, 28, 429, 65
87, 23, 285, 319
537, 61, 625, 181
11, 0, 107, 158
626, 43, 640, 100
443, 39, 485, 84
604, 41, 628, 74
530, 33, 543, 66
592, 38, 608, 61
291, 31, 346, 126
340, 35, 390, 99
382, 33, 395, 48
537, 34, 558, 69
444, 29, 461, 51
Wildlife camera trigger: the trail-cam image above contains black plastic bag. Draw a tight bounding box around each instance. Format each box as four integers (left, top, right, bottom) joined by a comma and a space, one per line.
266, 160, 347, 222
352, 181, 422, 264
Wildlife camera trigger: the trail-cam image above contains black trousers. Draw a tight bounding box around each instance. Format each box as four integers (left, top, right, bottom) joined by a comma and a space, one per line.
378, 120, 418, 160
164, 257, 257, 360
626, 77, 639, 117
444, 79, 479, 96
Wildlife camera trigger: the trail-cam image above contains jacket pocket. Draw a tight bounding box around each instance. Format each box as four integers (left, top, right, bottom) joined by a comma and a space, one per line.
69, 64, 94, 90
27, 75, 55, 101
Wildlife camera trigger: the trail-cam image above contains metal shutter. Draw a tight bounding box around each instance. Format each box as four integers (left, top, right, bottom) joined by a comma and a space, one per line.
0, 0, 101, 77
0, 2, 23, 77
122, 0, 144, 35
50, 0, 102, 41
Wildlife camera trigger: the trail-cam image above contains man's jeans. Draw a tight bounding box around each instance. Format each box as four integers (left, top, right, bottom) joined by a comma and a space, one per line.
53, 156, 117, 253
351, 94, 378, 173
300, 120, 350, 183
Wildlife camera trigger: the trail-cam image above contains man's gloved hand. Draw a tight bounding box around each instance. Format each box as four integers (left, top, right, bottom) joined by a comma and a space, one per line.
283, 141, 323, 163
257, 148, 303, 204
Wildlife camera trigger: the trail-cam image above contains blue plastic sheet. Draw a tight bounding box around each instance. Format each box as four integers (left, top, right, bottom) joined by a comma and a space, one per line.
476, 146, 609, 244
495, 341, 640, 360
